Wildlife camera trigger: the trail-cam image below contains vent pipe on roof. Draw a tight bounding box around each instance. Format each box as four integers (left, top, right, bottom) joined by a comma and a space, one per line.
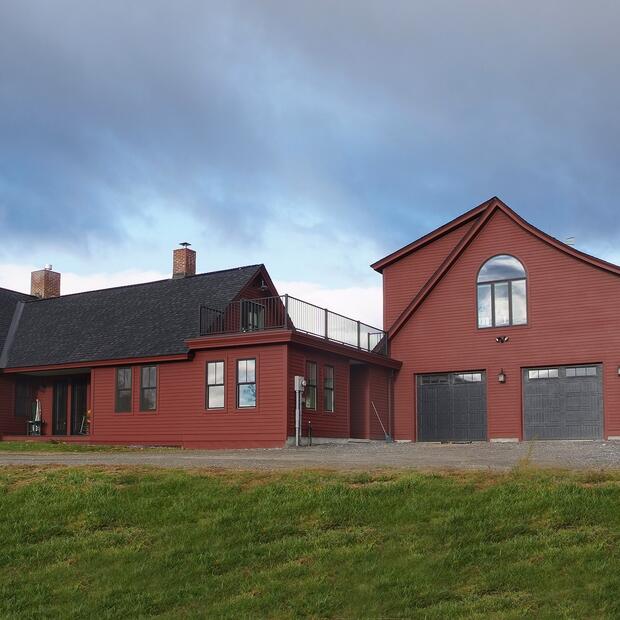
31, 265, 61, 298
173, 242, 196, 278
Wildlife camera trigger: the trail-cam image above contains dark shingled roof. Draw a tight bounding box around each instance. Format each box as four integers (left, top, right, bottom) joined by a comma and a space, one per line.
5, 265, 262, 368
0, 287, 36, 356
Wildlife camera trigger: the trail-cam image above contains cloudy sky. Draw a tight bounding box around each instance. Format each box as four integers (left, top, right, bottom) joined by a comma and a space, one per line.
1, 1, 619, 325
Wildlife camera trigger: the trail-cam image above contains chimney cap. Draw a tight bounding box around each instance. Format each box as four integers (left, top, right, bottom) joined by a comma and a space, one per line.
179, 242, 191, 248
44, 264, 53, 271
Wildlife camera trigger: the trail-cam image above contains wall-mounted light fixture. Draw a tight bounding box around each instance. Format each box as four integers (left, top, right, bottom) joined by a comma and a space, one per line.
498, 368, 507, 383
617, 366, 620, 376
495, 336, 510, 344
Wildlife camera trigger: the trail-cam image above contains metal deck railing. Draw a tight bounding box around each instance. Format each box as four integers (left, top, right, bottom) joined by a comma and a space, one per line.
199, 294, 388, 356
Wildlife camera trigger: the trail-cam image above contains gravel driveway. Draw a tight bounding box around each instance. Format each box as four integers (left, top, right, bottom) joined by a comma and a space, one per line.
1, 440, 620, 470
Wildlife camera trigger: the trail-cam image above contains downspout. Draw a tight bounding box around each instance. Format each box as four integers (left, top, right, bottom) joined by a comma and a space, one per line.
388, 369, 394, 439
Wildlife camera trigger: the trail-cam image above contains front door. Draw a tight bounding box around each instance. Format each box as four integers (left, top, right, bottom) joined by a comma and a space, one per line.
52, 381, 68, 435
71, 378, 88, 435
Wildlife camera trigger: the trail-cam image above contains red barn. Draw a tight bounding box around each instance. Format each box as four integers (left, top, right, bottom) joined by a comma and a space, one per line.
373, 196, 620, 442
2, 196, 619, 447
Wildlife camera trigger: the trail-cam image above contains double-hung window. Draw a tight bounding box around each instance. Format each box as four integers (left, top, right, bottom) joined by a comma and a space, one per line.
324, 365, 334, 412
140, 366, 157, 411
207, 361, 225, 409
305, 361, 317, 410
116, 367, 132, 413
237, 359, 257, 407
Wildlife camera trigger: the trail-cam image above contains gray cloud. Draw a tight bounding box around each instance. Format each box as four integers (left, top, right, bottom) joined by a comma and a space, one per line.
1, 0, 620, 262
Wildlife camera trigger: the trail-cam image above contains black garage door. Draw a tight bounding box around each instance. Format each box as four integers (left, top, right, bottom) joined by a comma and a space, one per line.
417, 371, 487, 441
523, 365, 603, 440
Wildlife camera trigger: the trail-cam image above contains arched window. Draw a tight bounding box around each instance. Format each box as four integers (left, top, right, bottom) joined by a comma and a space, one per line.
477, 255, 527, 328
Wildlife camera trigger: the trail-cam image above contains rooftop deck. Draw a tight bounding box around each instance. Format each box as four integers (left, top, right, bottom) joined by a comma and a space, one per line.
200, 295, 388, 356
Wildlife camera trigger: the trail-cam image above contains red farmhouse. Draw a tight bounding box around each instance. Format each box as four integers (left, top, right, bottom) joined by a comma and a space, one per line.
0, 245, 397, 448
1, 196, 619, 446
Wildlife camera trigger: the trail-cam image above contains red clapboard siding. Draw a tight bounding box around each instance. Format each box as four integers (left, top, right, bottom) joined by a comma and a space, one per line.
287, 345, 351, 439
389, 208, 620, 440
383, 221, 474, 330
89, 344, 288, 448
368, 366, 391, 440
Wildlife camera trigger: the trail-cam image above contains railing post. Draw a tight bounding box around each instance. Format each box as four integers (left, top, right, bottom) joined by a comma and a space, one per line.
284, 294, 289, 328
324, 308, 329, 339
357, 320, 361, 349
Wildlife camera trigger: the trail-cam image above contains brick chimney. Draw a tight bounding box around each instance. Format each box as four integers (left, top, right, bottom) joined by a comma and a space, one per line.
173, 242, 196, 278
31, 265, 61, 299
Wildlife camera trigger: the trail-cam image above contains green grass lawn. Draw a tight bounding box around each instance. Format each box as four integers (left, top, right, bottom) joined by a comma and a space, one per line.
1, 467, 619, 619
0, 441, 175, 453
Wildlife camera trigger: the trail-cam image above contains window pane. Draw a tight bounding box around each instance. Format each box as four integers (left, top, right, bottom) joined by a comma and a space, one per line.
477, 284, 492, 328
238, 383, 256, 407
117, 390, 131, 412
566, 368, 576, 377
511, 280, 527, 325
586, 367, 597, 376
307, 362, 317, 383
494, 282, 510, 326
528, 370, 538, 379
208, 361, 224, 385
306, 385, 316, 409
117, 368, 131, 389
207, 362, 216, 385
324, 366, 334, 388
141, 388, 156, 411
478, 255, 526, 282
324, 389, 334, 412
246, 359, 256, 383
141, 366, 156, 389
548, 369, 559, 378
208, 385, 225, 408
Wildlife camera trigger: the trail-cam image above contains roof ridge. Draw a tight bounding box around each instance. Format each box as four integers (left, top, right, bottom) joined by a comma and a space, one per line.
0, 285, 35, 299
20, 264, 263, 303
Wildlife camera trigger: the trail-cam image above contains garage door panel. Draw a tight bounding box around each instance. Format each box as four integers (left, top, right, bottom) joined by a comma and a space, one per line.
417, 372, 486, 442
523, 365, 602, 440
417, 385, 450, 442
